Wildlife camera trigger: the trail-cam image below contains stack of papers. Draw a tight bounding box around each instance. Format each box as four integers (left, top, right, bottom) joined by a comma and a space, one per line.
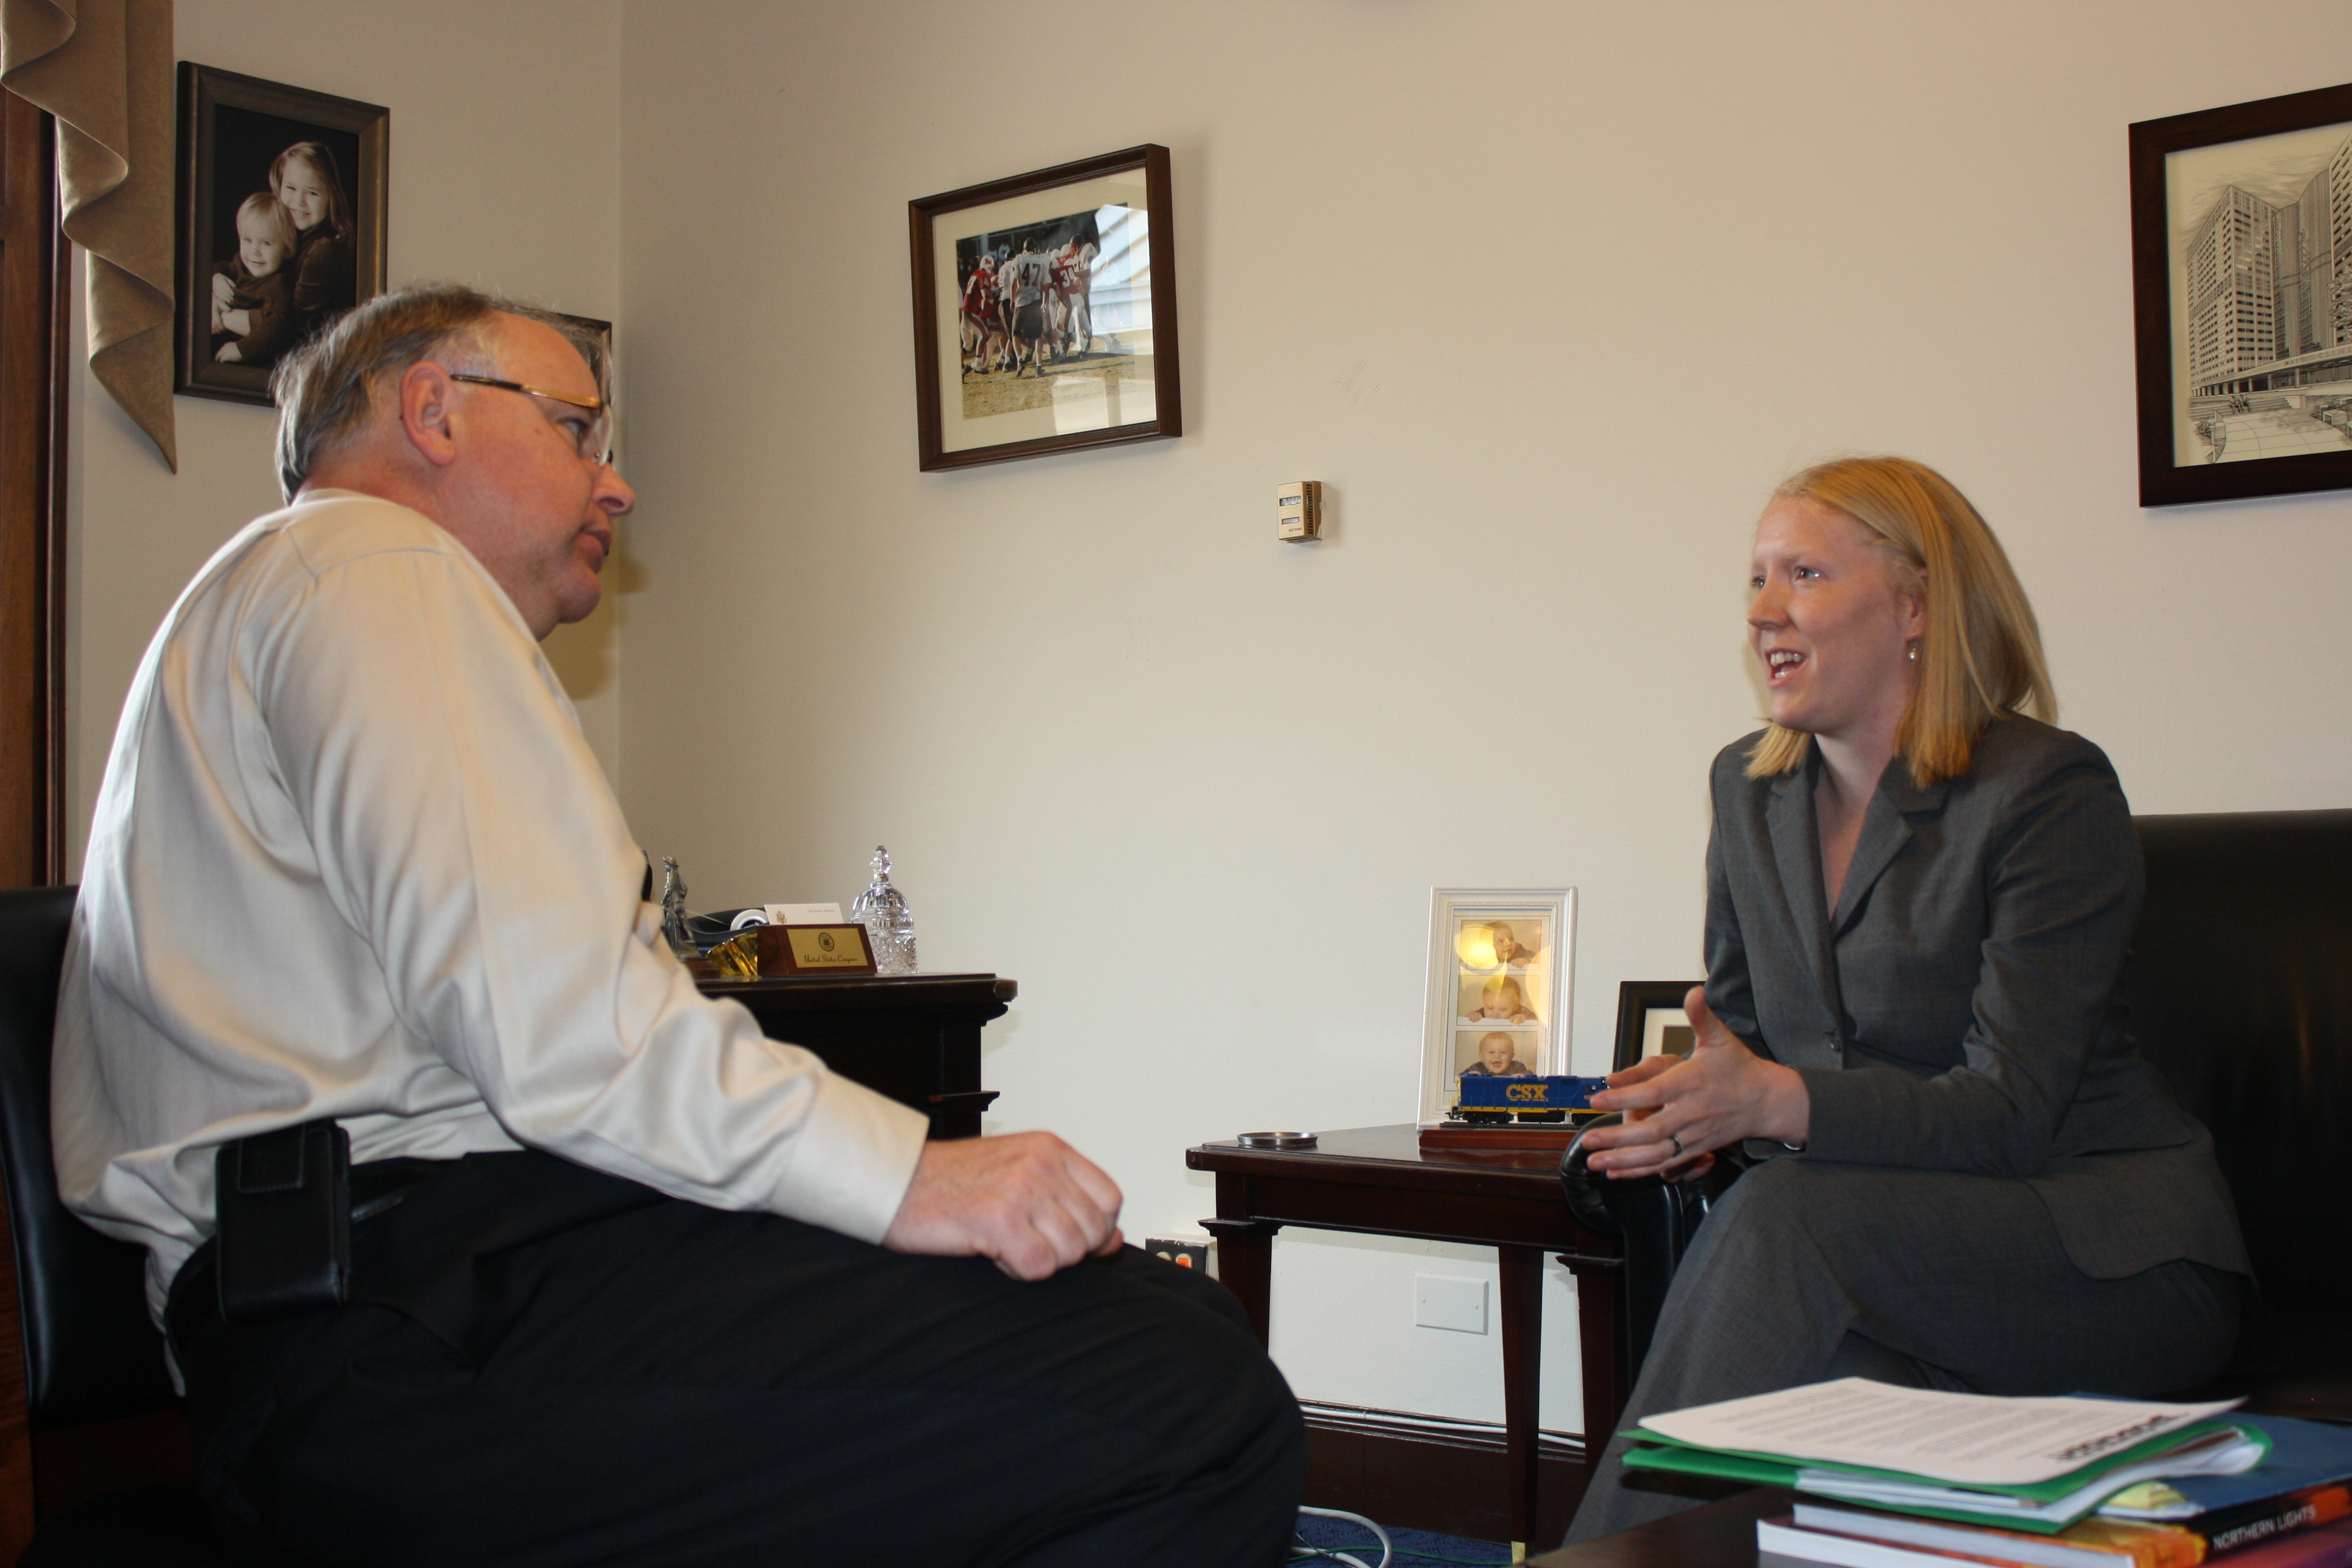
1624, 1382, 2352, 1567
1800, 1426, 2263, 1529
1625, 1379, 2259, 1532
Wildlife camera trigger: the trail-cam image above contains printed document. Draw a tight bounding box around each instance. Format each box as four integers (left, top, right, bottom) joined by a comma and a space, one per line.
1639, 1379, 2243, 1487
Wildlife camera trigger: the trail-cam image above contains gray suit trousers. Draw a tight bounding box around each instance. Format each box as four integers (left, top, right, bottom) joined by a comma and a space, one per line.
1563, 1158, 2241, 1544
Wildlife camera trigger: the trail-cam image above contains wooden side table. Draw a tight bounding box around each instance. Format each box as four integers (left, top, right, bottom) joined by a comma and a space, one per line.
1186, 1125, 1628, 1558
700, 972, 1013, 1137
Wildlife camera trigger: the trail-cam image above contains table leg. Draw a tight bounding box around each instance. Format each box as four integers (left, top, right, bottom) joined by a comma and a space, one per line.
1561, 1254, 1626, 1482
1497, 1243, 1544, 1562
1200, 1216, 1280, 1348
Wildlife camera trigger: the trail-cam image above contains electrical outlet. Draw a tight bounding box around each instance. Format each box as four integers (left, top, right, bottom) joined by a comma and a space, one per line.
1414, 1273, 1488, 1334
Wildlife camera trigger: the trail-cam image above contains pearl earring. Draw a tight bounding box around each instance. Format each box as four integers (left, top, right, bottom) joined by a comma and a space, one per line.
1907, 644, 1918, 662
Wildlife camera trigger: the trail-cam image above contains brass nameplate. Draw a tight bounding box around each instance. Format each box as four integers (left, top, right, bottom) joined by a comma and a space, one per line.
756, 923, 877, 975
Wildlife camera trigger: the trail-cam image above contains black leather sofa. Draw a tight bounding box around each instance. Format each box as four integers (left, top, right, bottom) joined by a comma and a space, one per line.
1564, 807, 2352, 1416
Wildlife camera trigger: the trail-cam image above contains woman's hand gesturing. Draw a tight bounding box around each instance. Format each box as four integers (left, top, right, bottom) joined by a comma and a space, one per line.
1578, 987, 1811, 1180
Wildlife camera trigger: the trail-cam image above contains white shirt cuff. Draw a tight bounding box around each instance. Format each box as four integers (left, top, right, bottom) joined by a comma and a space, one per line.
766, 1071, 931, 1243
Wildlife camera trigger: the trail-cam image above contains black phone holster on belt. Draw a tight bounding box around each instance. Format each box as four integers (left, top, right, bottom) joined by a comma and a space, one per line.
213, 1119, 351, 1327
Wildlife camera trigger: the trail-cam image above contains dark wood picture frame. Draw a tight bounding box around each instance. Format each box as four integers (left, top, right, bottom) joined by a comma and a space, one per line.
1612, 981, 1700, 1072
908, 144, 1181, 471
175, 62, 387, 407
2131, 82, 2352, 507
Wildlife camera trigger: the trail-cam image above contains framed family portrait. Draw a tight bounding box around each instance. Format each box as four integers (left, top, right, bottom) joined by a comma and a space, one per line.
1416, 888, 1574, 1128
907, 144, 1182, 471
175, 63, 388, 406
1613, 981, 1703, 1072
2131, 82, 2352, 506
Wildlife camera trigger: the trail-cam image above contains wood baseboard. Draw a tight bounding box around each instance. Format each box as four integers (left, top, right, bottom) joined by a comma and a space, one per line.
1301, 1401, 1589, 1547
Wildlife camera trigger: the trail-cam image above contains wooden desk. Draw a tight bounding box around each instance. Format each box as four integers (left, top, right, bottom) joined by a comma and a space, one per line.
699, 972, 1013, 1138
1186, 1125, 1627, 1557
1527, 1489, 1785, 1567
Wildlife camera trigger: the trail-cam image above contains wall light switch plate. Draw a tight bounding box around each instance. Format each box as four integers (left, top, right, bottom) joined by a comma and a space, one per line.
1414, 1273, 1488, 1334
1276, 480, 1322, 541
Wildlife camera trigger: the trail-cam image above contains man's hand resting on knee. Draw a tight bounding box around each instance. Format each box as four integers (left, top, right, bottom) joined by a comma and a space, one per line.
882, 1132, 1125, 1280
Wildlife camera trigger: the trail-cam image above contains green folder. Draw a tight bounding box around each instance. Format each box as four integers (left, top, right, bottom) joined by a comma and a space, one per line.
1621, 1419, 2261, 1535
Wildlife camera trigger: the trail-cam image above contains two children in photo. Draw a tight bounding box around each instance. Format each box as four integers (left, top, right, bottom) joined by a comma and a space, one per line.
211, 141, 356, 368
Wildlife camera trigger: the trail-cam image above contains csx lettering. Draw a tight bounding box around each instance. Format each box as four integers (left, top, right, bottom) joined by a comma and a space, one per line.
1505, 1084, 1552, 1103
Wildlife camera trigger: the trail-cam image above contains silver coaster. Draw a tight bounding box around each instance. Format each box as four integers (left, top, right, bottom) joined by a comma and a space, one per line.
1236, 1131, 1318, 1149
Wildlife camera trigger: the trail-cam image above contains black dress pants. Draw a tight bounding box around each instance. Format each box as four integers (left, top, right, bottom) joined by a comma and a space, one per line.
177, 1152, 1305, 1567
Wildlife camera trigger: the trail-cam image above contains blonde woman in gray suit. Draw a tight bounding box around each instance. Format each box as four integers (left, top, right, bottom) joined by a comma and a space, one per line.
1564, 457, 2249, 1543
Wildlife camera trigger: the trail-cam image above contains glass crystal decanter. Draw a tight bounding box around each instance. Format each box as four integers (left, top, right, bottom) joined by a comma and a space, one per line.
659, 857, 696, 960
849, 844, 917, 976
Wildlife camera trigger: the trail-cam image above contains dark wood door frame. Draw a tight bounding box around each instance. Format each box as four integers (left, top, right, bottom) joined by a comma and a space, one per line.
0, 91, 65, 890
0, 99, 68, 1555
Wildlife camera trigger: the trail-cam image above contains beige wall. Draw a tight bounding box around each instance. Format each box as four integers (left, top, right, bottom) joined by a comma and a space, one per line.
612, 0, 2352, 1427
67, 0, 625, 872
60, 0, 2352, 1436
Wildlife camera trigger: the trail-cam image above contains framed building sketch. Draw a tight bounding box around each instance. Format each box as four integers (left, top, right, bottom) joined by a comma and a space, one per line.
549, 312, 612, 377
548, 310, 613, 421
1612, 981, 1703, 1072
2131, 82, 2352, 506
175, 63, 388, 406
1416, 888, 1574, 1128
907, 144, 1182, 470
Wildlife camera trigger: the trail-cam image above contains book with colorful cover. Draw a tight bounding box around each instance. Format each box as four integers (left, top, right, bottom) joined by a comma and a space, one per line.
1762, 1512, 2195, 1568
1760, 1459, 2352, 1568
1788, 1497, 2351, 1567
2099, 1417, 2352, 1526
1757, 1517, 2352, 1568
2193, 1520, 2352, 1567
2122, 1483, 2351, 1556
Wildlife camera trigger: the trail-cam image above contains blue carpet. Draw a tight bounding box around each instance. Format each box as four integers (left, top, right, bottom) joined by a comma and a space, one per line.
1293, 1511, 1516, 1567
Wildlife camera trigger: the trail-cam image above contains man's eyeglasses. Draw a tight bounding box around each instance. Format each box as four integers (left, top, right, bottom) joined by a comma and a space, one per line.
448, 373, 613, 468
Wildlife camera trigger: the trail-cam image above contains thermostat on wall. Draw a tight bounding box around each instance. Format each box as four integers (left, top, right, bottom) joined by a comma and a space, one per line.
1275, 481, 1322, 542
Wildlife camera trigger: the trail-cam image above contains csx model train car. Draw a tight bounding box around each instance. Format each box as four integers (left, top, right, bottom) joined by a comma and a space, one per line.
1451, 1074, 1610, 1125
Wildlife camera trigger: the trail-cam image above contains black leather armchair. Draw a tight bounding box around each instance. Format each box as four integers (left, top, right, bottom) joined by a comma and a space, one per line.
0, 886, 230, 1564
1558, 1116, 1739, 1379
2126, 809, 2352, 1415
1563, 808, 2352, 1415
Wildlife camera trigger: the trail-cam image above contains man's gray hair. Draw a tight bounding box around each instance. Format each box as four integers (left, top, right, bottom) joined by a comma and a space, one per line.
270, 284, 607, 501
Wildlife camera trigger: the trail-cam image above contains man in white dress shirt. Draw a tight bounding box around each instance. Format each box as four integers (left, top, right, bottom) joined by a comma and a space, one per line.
53, 286, 1302, 1566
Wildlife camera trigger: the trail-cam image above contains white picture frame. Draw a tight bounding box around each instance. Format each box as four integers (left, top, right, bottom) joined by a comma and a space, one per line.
1416, 887, 1574, 1128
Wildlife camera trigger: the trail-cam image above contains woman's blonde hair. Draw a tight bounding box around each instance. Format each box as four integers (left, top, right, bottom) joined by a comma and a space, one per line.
1746, 456, 2055, 788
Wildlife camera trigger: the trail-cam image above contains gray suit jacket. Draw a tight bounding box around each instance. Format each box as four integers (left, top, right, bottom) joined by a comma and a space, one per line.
1704, 716, 2249, 1281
